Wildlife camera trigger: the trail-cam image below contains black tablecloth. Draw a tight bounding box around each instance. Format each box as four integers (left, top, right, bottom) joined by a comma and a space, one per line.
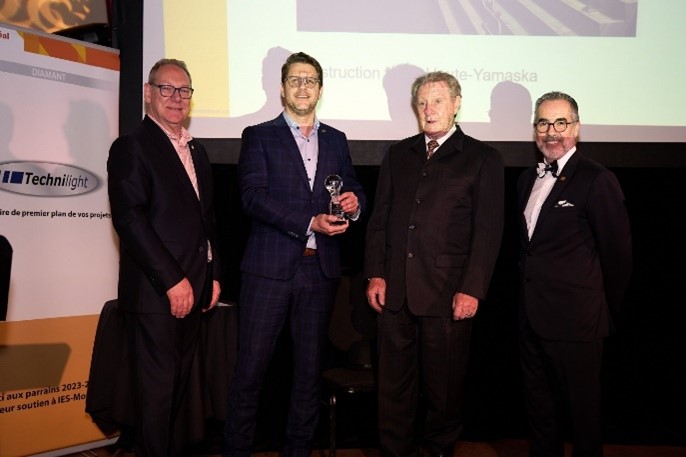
85, 300, 237, 441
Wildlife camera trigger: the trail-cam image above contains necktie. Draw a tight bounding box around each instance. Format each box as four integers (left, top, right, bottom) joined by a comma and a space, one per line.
537, 160, 558, 178
427, 139, 439, 158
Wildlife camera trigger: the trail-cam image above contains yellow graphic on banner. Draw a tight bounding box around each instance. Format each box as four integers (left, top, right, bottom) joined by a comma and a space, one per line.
0, 316, 104, 456
162, 0, 230, 117
18, 30, 119, 71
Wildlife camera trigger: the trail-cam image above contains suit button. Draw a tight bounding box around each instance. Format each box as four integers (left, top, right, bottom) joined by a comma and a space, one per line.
526, 249, 532, 256
415, 198, 421, 204
409, 225, 415, 230
407, 252, 414, 258
422, 171, 428, 177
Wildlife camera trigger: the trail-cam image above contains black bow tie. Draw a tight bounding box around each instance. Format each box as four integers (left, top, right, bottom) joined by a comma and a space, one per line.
537, 160, 558, 178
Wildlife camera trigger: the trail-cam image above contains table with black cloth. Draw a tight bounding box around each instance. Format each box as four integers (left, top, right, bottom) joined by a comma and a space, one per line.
85, 300, 237, 444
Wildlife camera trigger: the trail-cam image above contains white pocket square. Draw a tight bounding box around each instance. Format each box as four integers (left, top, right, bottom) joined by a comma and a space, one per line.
555, 200, 574, 207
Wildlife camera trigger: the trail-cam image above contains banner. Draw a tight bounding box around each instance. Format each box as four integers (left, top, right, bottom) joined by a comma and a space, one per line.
0, 23, 119, 456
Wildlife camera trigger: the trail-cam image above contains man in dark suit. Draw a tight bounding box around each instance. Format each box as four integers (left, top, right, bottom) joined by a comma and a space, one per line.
518, 91, 632, 457
365, 71, 504, 457
223, 52, 365, 457
107, 59, 221, 456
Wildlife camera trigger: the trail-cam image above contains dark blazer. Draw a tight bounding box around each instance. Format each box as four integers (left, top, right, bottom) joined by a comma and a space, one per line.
517, 151, 632, 341
108, 116, 220, 314
365, 125, 504, 317
239, 114, 365, 279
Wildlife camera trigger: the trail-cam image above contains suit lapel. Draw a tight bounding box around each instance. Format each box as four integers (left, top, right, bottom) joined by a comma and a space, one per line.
273, 118, 312, 191
312, 124, 333, 197
520, 169, 537, 245
534, 153, 580, 235
188, 140, 206, 207
411, 135, 426, 160
424, 124, 465, 162
144, 117, 201, 208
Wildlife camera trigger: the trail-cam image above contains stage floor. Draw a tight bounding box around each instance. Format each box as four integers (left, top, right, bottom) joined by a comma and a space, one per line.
67, 440, 686, 457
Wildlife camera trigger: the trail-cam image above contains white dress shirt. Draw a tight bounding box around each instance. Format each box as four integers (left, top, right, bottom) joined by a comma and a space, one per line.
524, 148, 576, 239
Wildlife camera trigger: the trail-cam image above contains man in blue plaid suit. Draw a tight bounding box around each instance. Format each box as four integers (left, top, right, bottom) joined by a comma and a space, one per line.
223, 52, 366, 457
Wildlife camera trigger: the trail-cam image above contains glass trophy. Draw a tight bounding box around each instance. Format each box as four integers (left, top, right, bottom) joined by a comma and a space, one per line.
324, 174, 346, 224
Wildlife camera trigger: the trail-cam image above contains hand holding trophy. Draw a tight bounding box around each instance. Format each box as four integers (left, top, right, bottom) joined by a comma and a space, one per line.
324, 174, 346, 225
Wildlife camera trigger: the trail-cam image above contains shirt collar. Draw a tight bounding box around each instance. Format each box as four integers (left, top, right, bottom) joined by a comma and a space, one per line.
149, 115, 193, 147
553, 146, 576, 174
282, 112, 320, 138
425, 124, 457, 149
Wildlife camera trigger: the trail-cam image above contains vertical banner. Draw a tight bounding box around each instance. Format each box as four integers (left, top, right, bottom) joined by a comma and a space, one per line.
0, 23, 120, 456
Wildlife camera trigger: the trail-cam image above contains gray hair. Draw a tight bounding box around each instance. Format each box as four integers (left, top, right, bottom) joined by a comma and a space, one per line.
411, 71, 462, 104
535, 91, 579, 121
148, 58, 192, 85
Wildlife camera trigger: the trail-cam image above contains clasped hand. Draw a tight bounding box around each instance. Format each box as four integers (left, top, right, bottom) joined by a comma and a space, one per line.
311, 192, 358, 236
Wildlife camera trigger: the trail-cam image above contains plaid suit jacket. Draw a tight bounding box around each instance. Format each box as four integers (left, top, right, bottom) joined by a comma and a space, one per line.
238, 114, 365, 280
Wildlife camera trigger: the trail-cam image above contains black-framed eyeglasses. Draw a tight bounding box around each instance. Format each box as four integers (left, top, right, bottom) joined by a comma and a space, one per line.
152, 84, 194, 99
534, 119, 578, 133
283, 76, 320, 89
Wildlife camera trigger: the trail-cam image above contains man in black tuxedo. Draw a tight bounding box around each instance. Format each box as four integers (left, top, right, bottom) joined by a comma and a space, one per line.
517, 91, 632, 457
107, 59, 221, 456
365, 71, 504, 457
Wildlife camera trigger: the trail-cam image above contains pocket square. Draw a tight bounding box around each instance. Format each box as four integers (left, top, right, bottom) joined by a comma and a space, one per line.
555, 200, 574, 207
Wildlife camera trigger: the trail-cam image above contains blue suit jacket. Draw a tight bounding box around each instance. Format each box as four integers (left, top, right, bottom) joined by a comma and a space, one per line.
239, 114, 365, 280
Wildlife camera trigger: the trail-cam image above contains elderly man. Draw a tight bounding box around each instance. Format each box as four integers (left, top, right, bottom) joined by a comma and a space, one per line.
365, 71, 504, 457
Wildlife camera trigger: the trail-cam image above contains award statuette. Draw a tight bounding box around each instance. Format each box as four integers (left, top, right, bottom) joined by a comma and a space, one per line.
324, 174, 346, 224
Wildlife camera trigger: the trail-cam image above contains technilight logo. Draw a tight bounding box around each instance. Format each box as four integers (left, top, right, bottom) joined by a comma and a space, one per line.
0, 161, 99, 197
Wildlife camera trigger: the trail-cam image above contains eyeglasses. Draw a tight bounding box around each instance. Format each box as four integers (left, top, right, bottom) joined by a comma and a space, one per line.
284, 76, 320, 88
151, 84, 194, 99
534, 119, 578, 133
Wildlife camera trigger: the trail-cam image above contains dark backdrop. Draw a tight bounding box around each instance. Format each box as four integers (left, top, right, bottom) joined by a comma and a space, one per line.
210, 161, 686, 449
111, 0, 685, 447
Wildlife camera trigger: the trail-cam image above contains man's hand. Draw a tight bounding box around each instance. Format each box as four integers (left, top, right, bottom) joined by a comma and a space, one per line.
366, 277, 387, 313
167, 277, 194, 318
338, 191, 360, 216
311, 214, 349, 236
452, 292, 479, 320
203, 280, 221, 312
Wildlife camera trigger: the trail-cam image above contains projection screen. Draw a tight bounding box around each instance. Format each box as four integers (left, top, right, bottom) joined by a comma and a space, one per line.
143, 0, 685, 143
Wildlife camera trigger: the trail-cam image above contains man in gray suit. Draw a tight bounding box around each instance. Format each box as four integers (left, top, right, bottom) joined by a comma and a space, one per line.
365, 71, 504, 457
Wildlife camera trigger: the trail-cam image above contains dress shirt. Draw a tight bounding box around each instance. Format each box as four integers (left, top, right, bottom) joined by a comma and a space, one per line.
524, 148, 576, 239
150, 117, 199, 197
424, 124, 457, 156
284, 112, 321, 250
149, 116, 212, 261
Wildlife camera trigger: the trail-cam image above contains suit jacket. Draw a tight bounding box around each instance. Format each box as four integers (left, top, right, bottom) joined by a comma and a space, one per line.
108, 116, 220, 314
517, 151, 632, 341
365, 125, 504, 317
238, 114, 365, 280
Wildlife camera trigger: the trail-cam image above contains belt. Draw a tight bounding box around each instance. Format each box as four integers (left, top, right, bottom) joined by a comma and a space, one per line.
303, 248, 317, 257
